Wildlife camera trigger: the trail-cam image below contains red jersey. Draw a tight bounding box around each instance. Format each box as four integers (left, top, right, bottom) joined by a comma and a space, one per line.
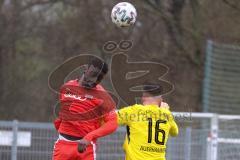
54, 79, 117, 142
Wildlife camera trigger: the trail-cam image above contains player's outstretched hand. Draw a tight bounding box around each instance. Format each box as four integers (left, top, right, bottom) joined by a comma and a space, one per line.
77, 139, 91, 153
161, 102, 170, 110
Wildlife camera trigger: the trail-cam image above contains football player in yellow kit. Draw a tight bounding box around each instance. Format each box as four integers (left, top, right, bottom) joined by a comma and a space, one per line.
117, 83, 179, 160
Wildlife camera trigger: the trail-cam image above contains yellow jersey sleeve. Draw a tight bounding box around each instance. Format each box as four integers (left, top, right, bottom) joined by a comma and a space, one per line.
117, 105, 134, 125
169, 113, 179, 137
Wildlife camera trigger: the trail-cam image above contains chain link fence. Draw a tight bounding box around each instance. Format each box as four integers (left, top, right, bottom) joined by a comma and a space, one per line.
0, 112, 240, 160
203, 40, 240, 114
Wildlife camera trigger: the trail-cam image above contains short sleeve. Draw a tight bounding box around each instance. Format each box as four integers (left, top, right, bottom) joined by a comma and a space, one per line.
117, 106, 134, 125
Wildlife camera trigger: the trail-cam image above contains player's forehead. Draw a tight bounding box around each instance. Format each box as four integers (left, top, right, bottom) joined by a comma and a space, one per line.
85, 64, 102, 74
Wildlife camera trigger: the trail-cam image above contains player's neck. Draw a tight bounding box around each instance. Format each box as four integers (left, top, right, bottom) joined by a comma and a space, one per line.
142, 101, 161, 106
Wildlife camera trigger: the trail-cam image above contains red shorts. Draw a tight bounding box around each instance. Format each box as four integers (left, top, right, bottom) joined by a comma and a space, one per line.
52, 140, 96, 160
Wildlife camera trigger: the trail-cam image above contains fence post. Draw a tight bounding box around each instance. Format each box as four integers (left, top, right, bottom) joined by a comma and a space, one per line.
207, 114, 218, 160
11, 120, 18, 160
184, 127, 191, 160
203, 40, 213, 112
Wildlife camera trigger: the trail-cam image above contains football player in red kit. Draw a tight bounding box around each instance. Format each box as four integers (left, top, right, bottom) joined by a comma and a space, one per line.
52, 57, 118, 160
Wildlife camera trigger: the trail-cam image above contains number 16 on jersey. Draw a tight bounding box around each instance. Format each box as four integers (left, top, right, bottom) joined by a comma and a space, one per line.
147, 118, 166, 145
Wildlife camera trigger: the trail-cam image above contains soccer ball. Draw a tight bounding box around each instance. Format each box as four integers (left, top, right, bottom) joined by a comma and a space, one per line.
111, 2, 137, 27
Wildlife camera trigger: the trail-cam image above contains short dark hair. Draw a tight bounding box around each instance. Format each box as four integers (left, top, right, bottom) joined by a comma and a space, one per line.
143, 81, 163, 96
89, 57, 108, 74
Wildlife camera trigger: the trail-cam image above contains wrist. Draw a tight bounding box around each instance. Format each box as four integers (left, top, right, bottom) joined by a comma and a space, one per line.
83, 135, 93, 141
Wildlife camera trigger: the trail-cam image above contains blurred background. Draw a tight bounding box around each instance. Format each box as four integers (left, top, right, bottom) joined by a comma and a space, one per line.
0, 0, 240, 160
1, 0, 240, 121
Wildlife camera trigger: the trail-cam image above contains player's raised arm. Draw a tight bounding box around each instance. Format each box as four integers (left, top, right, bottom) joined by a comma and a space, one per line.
161, 102, 179, 137
169, 113, 179, 137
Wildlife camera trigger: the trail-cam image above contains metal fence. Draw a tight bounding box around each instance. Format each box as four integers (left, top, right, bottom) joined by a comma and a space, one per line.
203, 40, 240, 114
0, 121, 56, 160
0, 112, 240, 160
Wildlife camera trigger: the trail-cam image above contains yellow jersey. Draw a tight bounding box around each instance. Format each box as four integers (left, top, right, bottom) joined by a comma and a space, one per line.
117, 104, 178, 160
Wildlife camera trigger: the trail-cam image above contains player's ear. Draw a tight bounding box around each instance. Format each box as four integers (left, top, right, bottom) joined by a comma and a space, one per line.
96, 72, 106, 83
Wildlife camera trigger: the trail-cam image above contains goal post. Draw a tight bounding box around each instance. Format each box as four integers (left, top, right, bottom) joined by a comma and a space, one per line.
171, 112, 240, 160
